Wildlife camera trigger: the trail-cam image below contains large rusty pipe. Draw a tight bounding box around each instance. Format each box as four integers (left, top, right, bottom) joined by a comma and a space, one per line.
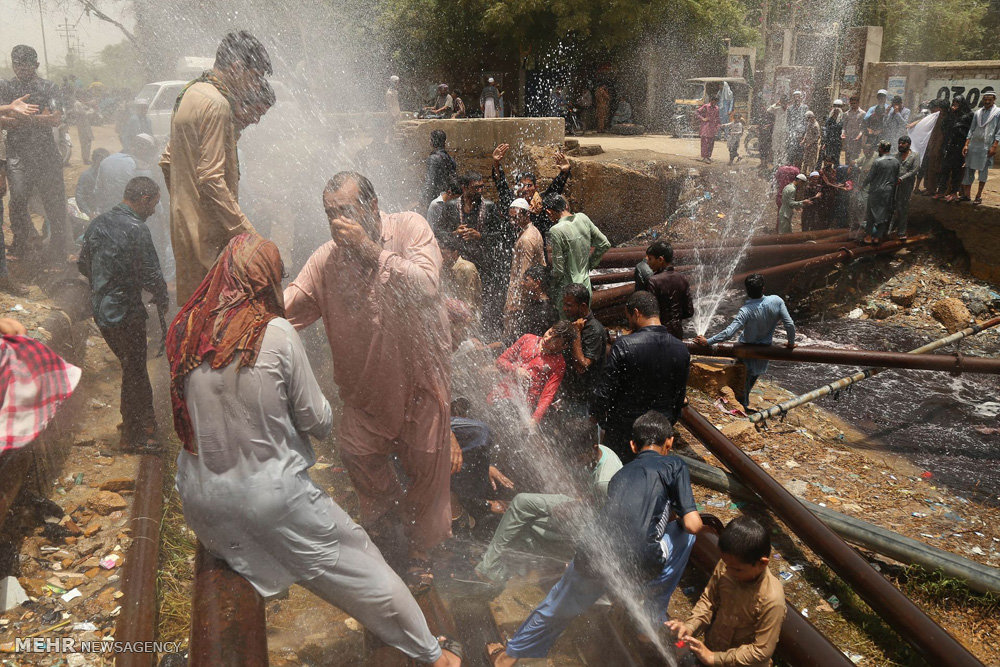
687, 342, 1000, 375
679, 406, 985, 667
115, 455, 165, 667
597, 240, 860, 269
591, 283, 637, 310
591, 264, 696, 286
601, 229, 850, 258
690, 518, 854, 667
188, 545, 268, 666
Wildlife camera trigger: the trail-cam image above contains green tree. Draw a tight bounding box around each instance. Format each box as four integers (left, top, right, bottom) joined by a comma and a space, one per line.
853, 0, 990, 62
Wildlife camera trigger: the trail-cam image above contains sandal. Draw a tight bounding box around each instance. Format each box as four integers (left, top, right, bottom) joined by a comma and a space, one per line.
405, 558, 434, 595
973, 197, 983, 205
486, 641, 508, 666
438, 636, 464, 663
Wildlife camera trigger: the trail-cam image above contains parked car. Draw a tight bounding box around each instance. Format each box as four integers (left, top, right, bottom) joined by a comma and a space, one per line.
134, 80, 187, 147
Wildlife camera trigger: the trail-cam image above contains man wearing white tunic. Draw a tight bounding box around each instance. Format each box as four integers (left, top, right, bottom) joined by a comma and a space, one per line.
962, 91, 1000, 205
168, 234, 462, 667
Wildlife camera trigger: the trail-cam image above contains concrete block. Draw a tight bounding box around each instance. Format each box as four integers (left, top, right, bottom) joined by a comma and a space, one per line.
1, 576, 29, 612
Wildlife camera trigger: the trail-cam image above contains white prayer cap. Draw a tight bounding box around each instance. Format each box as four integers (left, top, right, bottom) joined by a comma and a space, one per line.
792, 90, 803, 96
877, 89, 888, 96
134, 133, 155, 147
795, 174, 808, 182
833, 99, 845, 106
805, 110, 815, 117
389, 75, 399, 83
983, 90, 997, 98
809, 171, 820, 178
488, 77, 495, 83
509, 198, 531, 211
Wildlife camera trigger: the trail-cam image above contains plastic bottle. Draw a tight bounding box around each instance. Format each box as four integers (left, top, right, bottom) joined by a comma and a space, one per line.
674, 639, 699, 667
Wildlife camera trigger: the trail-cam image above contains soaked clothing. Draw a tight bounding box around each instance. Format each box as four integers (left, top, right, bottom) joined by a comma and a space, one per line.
492, 163, 570, 242
426, 195, 460, 235
491, 334, 566, 422
95, 152, 151, 215
160, 81, 255, 304
863, 154, 900, 239
507, 295, 558, 343
175, 319, 442, 663
75, 163, 101, 218
548, 212, 610, 298
561, 311, 608, 406
422, 148, 457, 207
591, 325, 690, 460
0, 75, 68, 257
443, 256, 482, 315
506, 451, 698, 659
285, 210, 452, 551
458, 197, 513, 332
964, 106, 1000, 178
504, 222, 545, 332
684, 561, 786, 667
633, 259, 653, 292
777, 183, 806, 234
842, 108, 865, 162
706, 295, 796, 379
78, 204, 168, 328
475, 446, 622, 583
648, 267, 694, 339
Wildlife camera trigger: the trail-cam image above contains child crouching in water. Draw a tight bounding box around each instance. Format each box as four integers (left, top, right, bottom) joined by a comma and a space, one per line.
666, 516, 785, 666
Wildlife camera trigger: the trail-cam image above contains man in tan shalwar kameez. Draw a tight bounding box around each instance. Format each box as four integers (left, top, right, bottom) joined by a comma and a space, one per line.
502, 197, 544, 340
159, 31, 273, 304
284, 172, 453, 588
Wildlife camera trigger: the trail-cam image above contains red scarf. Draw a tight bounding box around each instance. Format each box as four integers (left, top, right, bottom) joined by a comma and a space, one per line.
167, 234, 284, 453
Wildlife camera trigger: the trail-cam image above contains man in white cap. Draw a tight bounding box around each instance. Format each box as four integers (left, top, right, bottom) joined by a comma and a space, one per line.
865, 89, 889, 119
481, 77, 501, 118
786, 90, 809, 167
961, 90, 1000, 205
777, 173, 817, 234
503, 197, 545, 339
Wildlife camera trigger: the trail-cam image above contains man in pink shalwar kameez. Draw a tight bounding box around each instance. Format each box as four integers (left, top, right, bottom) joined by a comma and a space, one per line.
696, 98, 720, 163
284, 172, 452, 580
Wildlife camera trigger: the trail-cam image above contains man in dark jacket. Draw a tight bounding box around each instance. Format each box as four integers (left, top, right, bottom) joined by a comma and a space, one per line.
590, 291, 690, 463
422, 129, 456, 208
456, 171, 512, 335
491, 142, 571, 242
78, 176, 168, 451
645, 240, 694, 339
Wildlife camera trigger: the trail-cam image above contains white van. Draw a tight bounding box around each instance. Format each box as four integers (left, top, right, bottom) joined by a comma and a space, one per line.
134, 80, 187, 146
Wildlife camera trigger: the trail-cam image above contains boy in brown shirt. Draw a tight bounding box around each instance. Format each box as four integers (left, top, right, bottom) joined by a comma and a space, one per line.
667, 516, 785, 666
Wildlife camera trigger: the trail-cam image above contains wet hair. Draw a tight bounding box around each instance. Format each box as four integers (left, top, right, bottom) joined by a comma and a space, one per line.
430, 129, 447, 149
952, 95, 971, 115
626, 290, 659, 317
892, 95, 903, 105
745, 273, 765, 299
214, 31, 272, 76
460, 171, 484, 188
444, 175, 462, 196
547, 319, 578, 344
849, 95, 859, 103
518, 172, 537, 185
565, 418, 599, 452
877, 140, 892, 154
523, 265, 548, 283
543, 193, 568, 212
898, 135, 911, 145
91, 148, 111, 164
631, 410, 674, 449
646, 240, 674, 264
437, 233, 461, 252
719, 516, 771, 564
562, 283, 591, 306
257, 80, 276, 107
11, 45, 39, 65
325, 171, 377, 205
123, 176, 159, 201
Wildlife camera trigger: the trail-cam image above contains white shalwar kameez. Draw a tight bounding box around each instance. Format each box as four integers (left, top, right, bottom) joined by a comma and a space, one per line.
175, 318, 442, 663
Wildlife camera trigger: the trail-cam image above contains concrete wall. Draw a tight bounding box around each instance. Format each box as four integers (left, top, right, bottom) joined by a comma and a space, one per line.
861, 61, 1000, 111
396, 117, 565, 158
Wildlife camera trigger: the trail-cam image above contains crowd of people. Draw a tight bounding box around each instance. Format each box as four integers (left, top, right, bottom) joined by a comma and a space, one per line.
0, 29, 838, 666
758, 87, 999, 244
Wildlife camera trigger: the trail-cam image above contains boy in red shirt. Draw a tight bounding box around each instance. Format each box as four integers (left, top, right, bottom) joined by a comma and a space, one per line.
490, 321, 576, 423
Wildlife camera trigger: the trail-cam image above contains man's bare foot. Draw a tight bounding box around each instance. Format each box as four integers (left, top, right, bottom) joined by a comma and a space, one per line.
486, 642, 517, 666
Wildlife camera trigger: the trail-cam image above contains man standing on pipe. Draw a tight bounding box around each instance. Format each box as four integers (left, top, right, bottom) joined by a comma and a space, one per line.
861, 140, 900, 244
694, 274, 795, 412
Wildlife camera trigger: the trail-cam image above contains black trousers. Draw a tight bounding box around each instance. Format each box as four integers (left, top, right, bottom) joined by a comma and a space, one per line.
100, 316, 154, 442
5, 152, 68, 257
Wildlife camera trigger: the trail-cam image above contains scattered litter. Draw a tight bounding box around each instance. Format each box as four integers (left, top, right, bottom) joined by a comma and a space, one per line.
100, 554, 121, 570
970, 546, 986, 556
789, 563, 805, 572
920, 533, 936, 539
72, 622, 98, 632
911, 512, 927, 518
827, 595, 841, 609
920, 471, 933, 480
60, 588, 82, 603
778, 571, 794, 581
344, 617, 361, 632
846, 652, 865, 664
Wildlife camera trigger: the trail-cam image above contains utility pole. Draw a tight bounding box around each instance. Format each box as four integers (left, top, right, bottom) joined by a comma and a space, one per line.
37, 0, 51, 76
56, 18, 77, 68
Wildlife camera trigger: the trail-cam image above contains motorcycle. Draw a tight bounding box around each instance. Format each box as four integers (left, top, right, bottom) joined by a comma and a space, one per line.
564, 105, 582, 136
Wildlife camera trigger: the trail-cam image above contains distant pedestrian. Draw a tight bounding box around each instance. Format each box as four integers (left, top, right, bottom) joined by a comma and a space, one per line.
842, 95, 865, 164
962, 91, 1000, 205
723, 113, 745, 164
862, 140, 900, 243
481, 77, 500, 118
595, 85, 611, 133
385, 75, 401, 119
696, 96, 720, 162
800, 110, 821, 172
936, 95, 973, 202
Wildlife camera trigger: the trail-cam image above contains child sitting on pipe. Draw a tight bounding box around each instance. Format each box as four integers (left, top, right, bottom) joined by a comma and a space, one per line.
666, 516, 786, 666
